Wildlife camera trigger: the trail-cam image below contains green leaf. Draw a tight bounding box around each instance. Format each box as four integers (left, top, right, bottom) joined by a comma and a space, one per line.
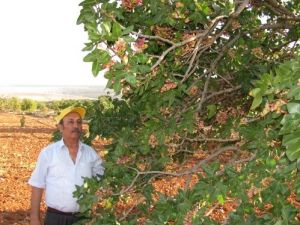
217, 194, 225, 205
112, 22, 122, 40
280, 113, 300, 134
139, 145, 150, 154
266, 158, 276, 168
92, 61, 100, 76
83, 52, 97, 62
285, 139, 300, 161
89, 32, 101, 42
125, 73, 137, 86
287, 102, 300, 114
207, 104, 217, 119
100, 21, 111, 35
178, 202, 191, 212
282, 161, 297, 174
274, 219, 283, 225
282, 130, 300, 146
137, 65, 151, 73
287, 86, 300, 99
250, 94, 262, 110
249, 88, 263, 110
122, 25, 134, 35
113, 80, 122, 93
82, 42, 94, 51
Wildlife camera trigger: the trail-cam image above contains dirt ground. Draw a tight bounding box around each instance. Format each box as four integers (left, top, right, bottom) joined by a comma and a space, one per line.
0, 112, 56, 224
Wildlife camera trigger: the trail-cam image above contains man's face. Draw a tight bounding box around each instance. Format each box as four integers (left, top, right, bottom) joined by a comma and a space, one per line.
59, 112, 83, 140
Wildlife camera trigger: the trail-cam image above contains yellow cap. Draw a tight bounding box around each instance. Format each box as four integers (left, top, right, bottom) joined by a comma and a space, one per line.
55, 106, 86, 123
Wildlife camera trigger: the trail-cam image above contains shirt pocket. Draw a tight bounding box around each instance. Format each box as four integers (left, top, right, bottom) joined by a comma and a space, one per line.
48, 163, 66, 178
77, 162, 93, 178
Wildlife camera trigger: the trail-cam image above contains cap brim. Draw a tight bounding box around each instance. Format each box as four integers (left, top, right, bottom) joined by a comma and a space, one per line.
55, 106, 86, 123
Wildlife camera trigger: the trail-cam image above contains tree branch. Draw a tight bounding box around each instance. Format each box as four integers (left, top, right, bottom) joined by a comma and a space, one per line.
113, 146, 239, 195
264, 0, 295, 17
196, 72, 212, 113
185, 137, 240, 143
251, 22, 295, 33
150, 15, 227, 71
203, 85, 242, 103
132, 32, 175, 45
184, 145, 240, 190
231, 0, 250, 18
180, 0, 249, 83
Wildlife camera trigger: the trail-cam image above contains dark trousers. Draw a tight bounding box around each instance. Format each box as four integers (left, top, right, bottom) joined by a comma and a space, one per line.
44, 208, 81, 225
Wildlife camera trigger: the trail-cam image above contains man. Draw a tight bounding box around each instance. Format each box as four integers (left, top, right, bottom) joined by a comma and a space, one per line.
28, 106, 104, 225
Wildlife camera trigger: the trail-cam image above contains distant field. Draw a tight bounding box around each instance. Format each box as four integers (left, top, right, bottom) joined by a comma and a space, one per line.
0, 85, 114, 101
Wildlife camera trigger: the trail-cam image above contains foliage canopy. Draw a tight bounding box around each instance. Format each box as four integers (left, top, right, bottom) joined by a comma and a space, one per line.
76, 0, 300, 224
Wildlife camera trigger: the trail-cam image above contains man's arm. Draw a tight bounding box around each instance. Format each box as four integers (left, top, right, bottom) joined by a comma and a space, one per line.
30, 186, 44, 225
92, 155, 105, 177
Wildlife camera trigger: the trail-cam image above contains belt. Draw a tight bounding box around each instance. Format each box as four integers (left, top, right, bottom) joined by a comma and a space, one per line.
47, 207, 78, 216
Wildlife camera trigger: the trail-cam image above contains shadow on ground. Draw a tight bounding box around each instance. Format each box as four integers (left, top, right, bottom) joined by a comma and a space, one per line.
0, 210, 30, 225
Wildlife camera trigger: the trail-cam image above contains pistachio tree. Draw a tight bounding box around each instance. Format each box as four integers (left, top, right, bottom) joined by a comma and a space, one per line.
75, 0, 300, 224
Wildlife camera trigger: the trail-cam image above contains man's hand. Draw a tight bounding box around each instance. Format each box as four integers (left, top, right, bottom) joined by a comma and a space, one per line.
30, 217, 41, 225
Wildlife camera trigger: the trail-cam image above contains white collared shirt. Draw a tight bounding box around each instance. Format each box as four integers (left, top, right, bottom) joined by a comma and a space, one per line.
28, 139, 104, 212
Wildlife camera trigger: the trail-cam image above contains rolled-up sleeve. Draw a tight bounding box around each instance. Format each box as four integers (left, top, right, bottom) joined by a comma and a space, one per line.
92, 152, 104, 177
28, 150, 48, 188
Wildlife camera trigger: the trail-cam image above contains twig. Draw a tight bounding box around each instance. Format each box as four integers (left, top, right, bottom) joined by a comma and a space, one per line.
220, 199, 242, 225
215, 151, 257, 176
132, 32, 175, 45
196, 73, 212, 113
113, 167, 140, 196
203, 85, 242, 103
205, 203, 220, 217
184, 145, 239, 190
185, 137, 240, 143
232, 152, 257, 164
119, 197, 145, 221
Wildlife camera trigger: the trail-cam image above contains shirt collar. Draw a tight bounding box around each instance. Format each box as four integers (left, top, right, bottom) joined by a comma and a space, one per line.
58, 139, 83, 151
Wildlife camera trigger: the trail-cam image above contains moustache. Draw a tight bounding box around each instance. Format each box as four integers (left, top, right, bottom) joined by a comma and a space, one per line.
71, 129, 81, 133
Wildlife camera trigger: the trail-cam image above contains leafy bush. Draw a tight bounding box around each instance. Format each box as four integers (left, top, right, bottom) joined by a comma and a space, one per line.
0, 97, 21, 112
21, 99, 37, 112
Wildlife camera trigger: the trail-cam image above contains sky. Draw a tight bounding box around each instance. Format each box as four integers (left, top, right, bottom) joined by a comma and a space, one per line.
0, 0, 107, 86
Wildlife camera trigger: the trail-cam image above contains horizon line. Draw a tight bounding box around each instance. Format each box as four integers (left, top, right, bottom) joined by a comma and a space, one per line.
0, 84, 106, 87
